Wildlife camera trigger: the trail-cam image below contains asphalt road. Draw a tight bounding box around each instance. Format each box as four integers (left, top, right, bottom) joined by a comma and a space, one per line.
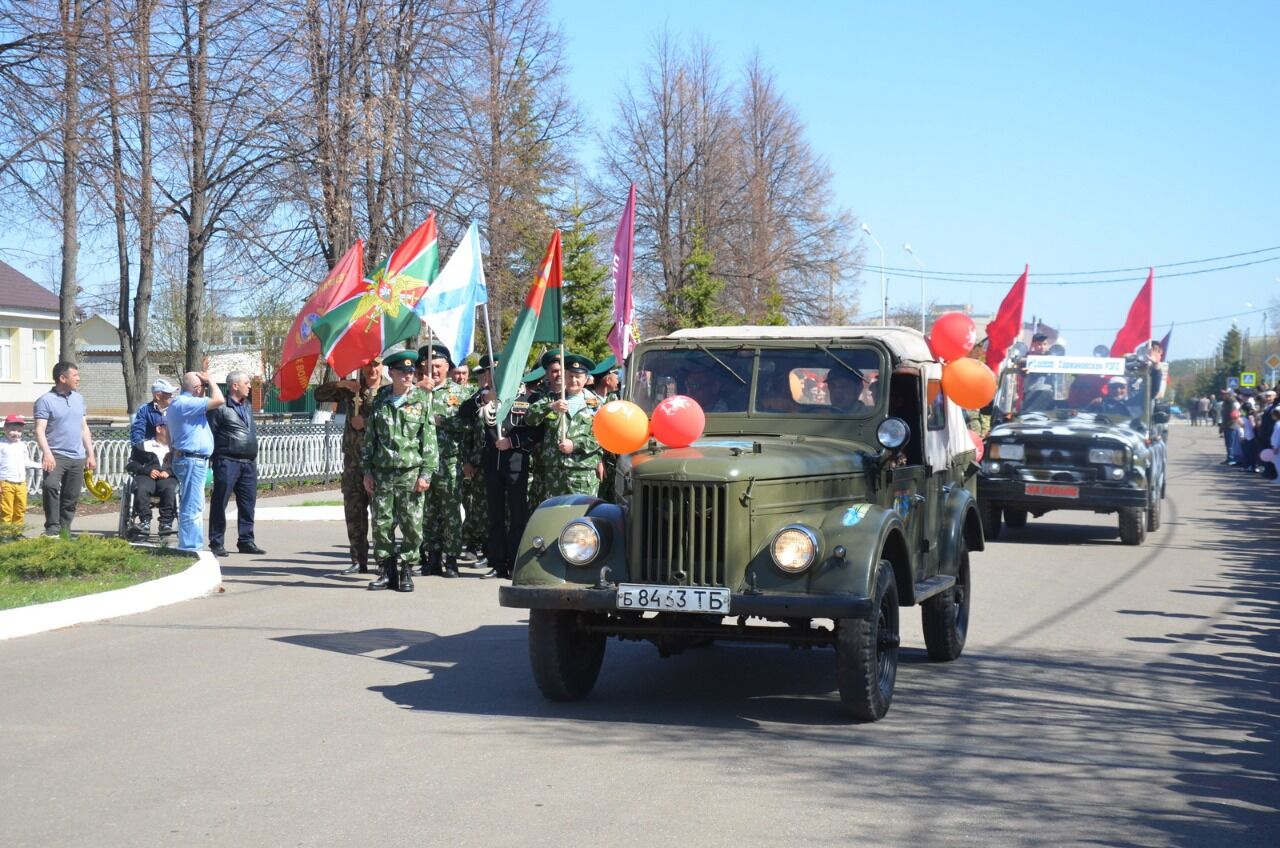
1, 425, 1276, 847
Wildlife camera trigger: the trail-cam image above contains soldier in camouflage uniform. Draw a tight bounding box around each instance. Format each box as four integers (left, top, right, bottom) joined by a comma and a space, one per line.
362, 350, 437, 593
522, 364, 550, 508
457, 373, 489, 567
314, 357, 384, 573
590, 355, 621, 502
417, 344, 470, 578
527, 353, 605, 498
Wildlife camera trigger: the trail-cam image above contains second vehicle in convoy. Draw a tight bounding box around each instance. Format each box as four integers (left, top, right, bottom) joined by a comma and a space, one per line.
978, 352, 1168, 545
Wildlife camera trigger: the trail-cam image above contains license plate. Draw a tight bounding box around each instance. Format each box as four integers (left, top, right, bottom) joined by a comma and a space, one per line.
616, 584, 730, 614
1026, 483, 1079, 499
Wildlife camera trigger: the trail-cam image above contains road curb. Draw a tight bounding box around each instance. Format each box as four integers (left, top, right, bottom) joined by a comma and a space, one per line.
0, 551, 223, 641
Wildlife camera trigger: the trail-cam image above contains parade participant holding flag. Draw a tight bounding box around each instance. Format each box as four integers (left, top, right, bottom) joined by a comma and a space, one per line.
416, 343, 470, 578
526, 353, 605, 498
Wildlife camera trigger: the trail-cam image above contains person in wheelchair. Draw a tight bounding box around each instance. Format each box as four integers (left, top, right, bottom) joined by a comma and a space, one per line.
126, 423, 177, 538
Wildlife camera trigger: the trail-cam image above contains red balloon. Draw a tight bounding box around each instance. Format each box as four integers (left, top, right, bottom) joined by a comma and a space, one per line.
969, 429, 985, 461
929, 312, 978, 362
650, 395, 706, 448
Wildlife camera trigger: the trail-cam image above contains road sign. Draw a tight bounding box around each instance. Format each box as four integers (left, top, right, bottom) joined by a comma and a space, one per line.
1266, 353, 1280, 371
1240, 372, 1257, 388
1227, 376, 1240, 389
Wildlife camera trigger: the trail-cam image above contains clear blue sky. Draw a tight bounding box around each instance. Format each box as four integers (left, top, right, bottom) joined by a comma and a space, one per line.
551, 0, 1280, 360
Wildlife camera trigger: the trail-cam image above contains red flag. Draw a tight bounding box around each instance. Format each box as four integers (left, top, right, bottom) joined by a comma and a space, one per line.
273, 241, 365, 401
1110, 269, 1154, 356
984, 265, 1028, 370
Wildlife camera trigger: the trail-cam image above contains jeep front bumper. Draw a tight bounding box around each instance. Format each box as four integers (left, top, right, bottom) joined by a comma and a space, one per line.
978, 478, 1149, 511
499, 585, 872, 620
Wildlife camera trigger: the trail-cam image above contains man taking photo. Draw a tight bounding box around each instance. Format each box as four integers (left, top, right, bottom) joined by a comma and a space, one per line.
165, 371, 225, 551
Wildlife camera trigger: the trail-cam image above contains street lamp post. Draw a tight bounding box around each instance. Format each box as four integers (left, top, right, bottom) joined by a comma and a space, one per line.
903, 243, 925, 332
860, 223, 886, 326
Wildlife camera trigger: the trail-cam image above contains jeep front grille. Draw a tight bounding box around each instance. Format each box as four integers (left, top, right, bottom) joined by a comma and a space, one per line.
634, 482, 728, 587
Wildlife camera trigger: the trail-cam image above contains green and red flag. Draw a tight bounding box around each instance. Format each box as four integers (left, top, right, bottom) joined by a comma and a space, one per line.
274, 240, 365, 400
531, 229, 563, 345
312, 214, 440, 376
494, 230, 561, 421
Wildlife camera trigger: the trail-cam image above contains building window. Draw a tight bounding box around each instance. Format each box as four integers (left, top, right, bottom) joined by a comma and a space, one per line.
0, 328, 14, 380
32, 329, 48, 381
230, 330, 258, 347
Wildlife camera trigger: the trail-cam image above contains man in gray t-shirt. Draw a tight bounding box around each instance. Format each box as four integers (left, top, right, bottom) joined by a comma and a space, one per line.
33, 361, 97, 535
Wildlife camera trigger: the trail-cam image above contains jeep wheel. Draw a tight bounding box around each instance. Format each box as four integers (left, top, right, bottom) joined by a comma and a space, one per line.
922, 541, 970, 661
836, 560, 899, 721
1146, 491, 1161, 532
980, 500, 1001, 539
1003, 508, 1028, 529
528, 609, 606, 701
1119, 507, 1146, 546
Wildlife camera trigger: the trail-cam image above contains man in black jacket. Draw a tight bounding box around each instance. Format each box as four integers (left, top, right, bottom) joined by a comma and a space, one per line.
207, 371, 265, 556
458, 355, 544, 579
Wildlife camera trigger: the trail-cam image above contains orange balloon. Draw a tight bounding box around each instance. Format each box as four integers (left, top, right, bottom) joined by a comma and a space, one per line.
592, 400, 651, 454
941, 358, 997, 410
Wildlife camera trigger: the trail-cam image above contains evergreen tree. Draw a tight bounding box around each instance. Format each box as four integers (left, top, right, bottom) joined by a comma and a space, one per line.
560, 204, 613, 362
1196, 325, 1245, 395
668, 223, 733, 329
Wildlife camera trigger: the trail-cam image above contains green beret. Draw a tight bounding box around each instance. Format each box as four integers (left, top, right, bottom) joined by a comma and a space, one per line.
590, 354, 618, 377
417, 343, 454, 367
538, 350, 562, 370
384, 350, 418, 371
522, 366, 545, 384
563, 353, 595, 374
474, 354, 500, 373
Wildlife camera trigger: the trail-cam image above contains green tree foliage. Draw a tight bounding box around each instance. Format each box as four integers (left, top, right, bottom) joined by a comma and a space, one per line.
1194, 326, 1245, 396
667, 223, 734, 329
560, 204, 613, 362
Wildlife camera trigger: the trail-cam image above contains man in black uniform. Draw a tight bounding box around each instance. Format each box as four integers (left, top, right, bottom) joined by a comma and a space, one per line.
459, 354, 545, 580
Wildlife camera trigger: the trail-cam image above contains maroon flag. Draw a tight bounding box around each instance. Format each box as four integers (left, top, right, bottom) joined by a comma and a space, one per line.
1110, 269, 1154, 356
984, 265, 1028, 369
607, 183, 637, 363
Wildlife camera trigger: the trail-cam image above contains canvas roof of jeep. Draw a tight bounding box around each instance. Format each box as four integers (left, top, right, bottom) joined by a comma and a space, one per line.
661, 325, 935, 364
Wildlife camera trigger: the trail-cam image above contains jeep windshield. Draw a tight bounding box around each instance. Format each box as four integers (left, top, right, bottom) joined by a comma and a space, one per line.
630, 345, 884, 418
995, 355, 1151, 426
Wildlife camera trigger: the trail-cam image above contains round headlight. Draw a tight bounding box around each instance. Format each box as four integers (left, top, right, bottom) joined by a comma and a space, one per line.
877, 417, 910, 450
771, 525, 819, 573
558, 520, 601, 566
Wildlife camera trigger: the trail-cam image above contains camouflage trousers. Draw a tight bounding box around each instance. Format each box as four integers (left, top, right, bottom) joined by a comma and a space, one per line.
371, 468, 426, 563
422, 456, 462, 556
545, 464, 600, 499
340, 466, 371, 567
460, 467, 488, 552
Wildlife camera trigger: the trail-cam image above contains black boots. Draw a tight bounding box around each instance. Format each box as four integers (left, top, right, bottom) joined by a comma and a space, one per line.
368, 558, 397, 590
396, 562, 415, 592
442, 555, 459, 579
419, 550, 441, 577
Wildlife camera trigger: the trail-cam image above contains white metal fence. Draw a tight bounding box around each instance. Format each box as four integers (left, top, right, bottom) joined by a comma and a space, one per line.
22, 422, 344, 497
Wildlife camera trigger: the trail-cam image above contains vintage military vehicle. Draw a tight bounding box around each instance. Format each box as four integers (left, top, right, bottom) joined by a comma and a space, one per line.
978, 353, 1169, 545
498, 327, 985, 721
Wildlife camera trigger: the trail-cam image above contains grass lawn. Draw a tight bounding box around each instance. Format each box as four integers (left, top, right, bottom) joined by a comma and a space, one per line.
298, 499, 344, 506
0, 533, 195, 611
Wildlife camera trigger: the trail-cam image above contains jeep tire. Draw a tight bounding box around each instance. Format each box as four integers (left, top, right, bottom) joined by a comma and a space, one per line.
980, 500, 1001, 539
1146, 490, 1161, 532
1003, 508, 1028, 529
922, 541, 970, 662
528, 609, 606, 701
1119, 507, 1146, 546
836, 560, 899, 721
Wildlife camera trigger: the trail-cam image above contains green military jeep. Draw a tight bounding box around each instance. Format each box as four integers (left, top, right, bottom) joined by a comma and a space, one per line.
499, 327, 986, 721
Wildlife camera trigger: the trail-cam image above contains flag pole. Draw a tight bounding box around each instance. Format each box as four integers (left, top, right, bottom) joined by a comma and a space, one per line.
558, 340, 567, 442
483, 302, 503, 441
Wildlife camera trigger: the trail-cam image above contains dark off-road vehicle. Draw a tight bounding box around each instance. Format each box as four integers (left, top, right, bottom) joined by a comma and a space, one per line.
978, 354, 1169, 545
498, 327, 985, 721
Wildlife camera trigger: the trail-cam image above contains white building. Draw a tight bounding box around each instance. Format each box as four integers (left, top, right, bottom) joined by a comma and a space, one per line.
0, 261, 60, 419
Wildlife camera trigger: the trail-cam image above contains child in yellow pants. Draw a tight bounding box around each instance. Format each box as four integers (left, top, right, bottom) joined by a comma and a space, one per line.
1, 414, 36, 526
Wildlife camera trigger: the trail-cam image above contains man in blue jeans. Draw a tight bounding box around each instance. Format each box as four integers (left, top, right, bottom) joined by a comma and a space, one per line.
206, 371, 265, 557
164, 371, 225, 551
